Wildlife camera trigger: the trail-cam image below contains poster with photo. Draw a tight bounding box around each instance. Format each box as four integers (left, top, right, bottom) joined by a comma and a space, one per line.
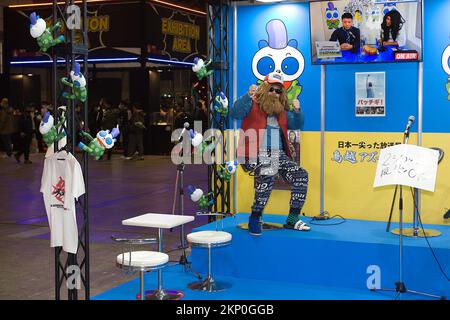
274, 130, 301, 190
355, 72, 386, 117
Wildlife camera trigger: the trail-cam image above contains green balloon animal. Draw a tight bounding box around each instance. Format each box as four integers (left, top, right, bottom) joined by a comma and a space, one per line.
192, 57, 213, 80
78, 127, 120, 161
61, 62, 87, 103
29, 12, 65, 52
38, 111, 66, 147
187, 185, 214, 211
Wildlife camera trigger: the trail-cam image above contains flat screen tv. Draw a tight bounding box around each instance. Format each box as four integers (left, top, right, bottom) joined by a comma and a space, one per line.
309, 0, 423, 65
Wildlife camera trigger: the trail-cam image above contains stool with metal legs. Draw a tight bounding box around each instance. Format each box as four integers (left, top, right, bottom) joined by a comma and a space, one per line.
112, 236, 168, 301
122, 213, 195, 300
187, 230, 232, 292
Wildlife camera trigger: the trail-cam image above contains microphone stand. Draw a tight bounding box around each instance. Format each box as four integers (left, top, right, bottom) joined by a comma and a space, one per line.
171, 128, 201, 279
372, 126, 445, 300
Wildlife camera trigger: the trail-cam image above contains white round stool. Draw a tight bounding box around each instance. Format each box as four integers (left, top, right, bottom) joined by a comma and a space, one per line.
113, 236, 169, 300
187, 230, 232, 292
116, 251, 169, 300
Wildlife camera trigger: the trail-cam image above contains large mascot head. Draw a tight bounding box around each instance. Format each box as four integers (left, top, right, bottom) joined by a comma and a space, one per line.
252, 19, 304, 89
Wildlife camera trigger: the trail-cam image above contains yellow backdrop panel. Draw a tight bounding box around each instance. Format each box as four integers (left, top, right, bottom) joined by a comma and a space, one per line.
325, 131, 420, 223
420, 133, 450, 225
231, 130, 448, 225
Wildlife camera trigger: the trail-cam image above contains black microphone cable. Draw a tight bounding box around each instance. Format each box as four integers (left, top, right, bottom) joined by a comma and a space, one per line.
409, 187, 450, 282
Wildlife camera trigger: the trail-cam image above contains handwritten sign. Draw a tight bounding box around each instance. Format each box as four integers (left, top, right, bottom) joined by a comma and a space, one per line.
373, 144, 439, 192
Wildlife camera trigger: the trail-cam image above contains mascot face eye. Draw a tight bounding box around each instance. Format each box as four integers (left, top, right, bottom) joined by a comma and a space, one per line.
256, 56, 275, 76
281, 56, 299, 76
442, 45, 450, 75
326, 12, 332, 19
333, 11, 339, 19
97, 131, 115, 149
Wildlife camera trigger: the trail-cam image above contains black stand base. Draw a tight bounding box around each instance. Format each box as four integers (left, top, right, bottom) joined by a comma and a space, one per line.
371, 282, 446, 300
395, 281, 407, 293
179, 255, 202, 280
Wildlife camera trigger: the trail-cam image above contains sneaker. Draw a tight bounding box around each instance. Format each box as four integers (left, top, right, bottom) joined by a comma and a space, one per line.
137, 156, 144, 160
124, 156, 133, 160
248, 215, 262, 236
14, 154, 21, 163
284, 219, 311, 231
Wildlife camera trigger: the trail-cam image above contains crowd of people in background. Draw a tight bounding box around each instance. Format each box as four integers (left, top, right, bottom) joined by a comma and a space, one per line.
0, 95, 209, 163
0, 97, 49, 164
158, 98, 208, 132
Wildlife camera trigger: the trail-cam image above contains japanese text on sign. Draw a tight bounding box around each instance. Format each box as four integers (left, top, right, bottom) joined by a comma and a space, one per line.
373, 144, 439, 192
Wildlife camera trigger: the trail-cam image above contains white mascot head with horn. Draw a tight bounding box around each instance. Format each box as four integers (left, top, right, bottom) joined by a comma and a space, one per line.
252, 19, 304, 90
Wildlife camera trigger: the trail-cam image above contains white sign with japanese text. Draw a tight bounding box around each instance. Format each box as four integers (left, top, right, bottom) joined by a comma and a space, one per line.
355, 72, 386, 117
315, 41, 342, 59
373, 144, 439, 192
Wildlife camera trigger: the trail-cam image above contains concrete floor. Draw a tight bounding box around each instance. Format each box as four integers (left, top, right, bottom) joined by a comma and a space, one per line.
0, 153, 209, 300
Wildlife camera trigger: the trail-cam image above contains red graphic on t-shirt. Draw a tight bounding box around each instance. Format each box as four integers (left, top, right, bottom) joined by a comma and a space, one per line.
52, 177, 65, 203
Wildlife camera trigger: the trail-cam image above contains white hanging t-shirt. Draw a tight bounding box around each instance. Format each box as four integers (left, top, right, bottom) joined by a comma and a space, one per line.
40, 152, 85, 254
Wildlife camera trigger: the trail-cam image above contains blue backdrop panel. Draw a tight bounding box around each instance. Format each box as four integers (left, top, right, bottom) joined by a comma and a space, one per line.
234, 3, 321, 132
423, 0, 450, 133
191, 214, 450, 297
325, 62, 418, 132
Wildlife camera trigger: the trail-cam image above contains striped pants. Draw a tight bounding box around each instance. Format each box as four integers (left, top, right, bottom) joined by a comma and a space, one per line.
251, 150, 308, 216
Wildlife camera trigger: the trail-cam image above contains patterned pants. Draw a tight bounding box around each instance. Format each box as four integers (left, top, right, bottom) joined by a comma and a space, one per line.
250, 150, 308, 216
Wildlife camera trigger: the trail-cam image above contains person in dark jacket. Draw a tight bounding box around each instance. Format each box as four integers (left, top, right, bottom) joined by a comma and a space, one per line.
126, 104, 146, 160
118, 101, 131, 158
193, 99, 208, 132
0, 98, 14, 157
100, 100, 119, 160
14, 106, 34, 164
329, 12, 360, 53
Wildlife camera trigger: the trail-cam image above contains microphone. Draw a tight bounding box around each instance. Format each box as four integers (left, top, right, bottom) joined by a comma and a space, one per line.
177, 122, 190, 142
404, 115, 415, 135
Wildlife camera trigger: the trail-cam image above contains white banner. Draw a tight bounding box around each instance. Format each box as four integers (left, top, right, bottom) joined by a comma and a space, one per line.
373, 144, 439, 192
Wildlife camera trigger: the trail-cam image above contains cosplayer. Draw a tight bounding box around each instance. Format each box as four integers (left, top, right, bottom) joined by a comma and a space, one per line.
230, 72, 309, 236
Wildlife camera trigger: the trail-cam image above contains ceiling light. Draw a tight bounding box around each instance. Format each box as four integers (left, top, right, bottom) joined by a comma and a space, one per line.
256, 0, 284, 3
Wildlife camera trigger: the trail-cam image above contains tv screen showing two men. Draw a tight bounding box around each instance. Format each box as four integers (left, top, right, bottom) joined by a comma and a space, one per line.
310, 0, 423, 65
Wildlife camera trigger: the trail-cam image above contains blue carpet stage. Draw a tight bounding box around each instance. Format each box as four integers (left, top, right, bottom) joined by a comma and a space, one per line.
94, 214, 450, 300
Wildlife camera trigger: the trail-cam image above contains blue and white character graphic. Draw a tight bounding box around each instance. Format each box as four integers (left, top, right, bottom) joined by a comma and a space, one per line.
325, 2, 340, 29
383, 1, 397, 16
251, 19, 305, 110
442, 44, 450, 100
